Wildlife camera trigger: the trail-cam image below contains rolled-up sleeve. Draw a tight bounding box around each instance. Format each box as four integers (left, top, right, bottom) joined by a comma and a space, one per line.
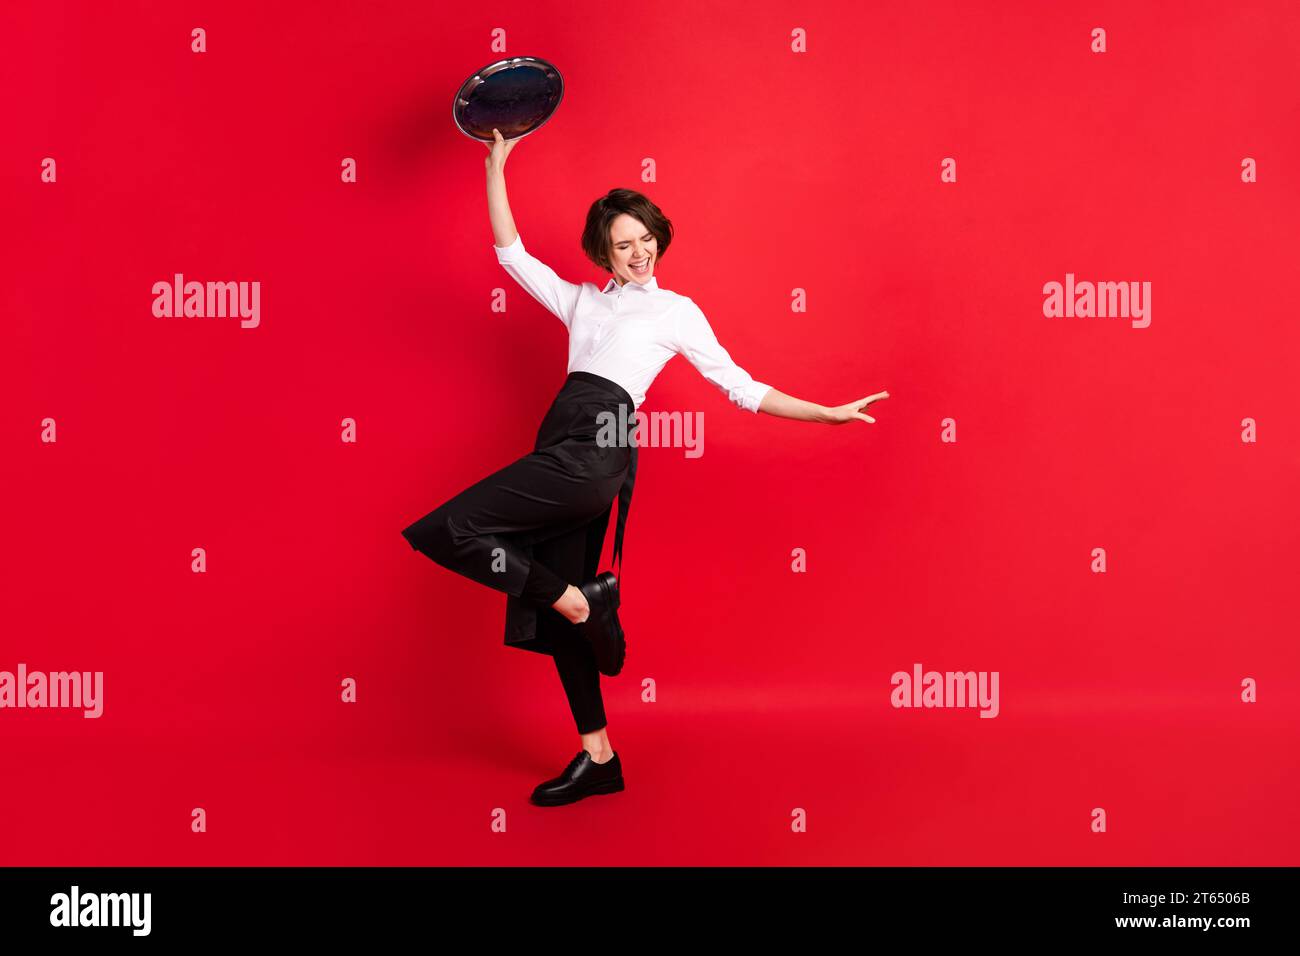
673, 298, 772, 414
492, 233, 582, 329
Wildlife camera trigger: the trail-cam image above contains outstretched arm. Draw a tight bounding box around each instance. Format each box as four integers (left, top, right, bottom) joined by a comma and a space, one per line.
757, 387, 890, 424
674, 299, 773, 413
675, 297, 890, 424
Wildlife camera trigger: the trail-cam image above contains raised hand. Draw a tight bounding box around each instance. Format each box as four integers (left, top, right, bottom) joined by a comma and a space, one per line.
484, 127, 518, 171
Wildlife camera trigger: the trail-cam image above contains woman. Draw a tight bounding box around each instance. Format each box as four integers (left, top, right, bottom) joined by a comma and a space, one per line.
402, 128, 889, 807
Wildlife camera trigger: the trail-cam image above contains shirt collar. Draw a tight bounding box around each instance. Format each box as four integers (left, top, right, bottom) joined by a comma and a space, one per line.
602, 274, 659, 294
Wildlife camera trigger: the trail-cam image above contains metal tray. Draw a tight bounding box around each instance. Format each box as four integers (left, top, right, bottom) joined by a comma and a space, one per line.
453, 56, 564, 142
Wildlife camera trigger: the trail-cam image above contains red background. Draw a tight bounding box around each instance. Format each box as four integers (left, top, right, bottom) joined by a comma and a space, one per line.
4, 0, 1299, 865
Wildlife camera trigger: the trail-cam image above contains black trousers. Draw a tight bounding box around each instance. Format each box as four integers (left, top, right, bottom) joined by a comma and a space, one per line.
400, 371, 637, 735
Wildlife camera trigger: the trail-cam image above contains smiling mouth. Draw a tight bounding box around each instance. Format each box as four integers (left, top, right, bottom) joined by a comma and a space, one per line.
630, 257, 650, 274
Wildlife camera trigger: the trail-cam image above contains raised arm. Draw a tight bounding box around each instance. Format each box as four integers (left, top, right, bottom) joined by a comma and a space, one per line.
483, 128, 582, 328
675, 297, 889, 424
485, 128, 520, 247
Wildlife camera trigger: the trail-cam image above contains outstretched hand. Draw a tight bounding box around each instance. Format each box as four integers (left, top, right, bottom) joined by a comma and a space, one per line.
483, 127, 518, 170
825, 390, 890, 424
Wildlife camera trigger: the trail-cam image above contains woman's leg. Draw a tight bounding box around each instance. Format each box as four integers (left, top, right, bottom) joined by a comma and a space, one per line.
521, 560, 569, 608
540, 503, 613, 758
581, 727, 614, 762
402, 446, 619, 607
404, 445, 620, 759
552, 627, 607, 736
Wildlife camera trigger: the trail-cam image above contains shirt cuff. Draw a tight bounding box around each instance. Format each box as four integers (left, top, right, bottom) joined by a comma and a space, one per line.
494, 233, 525, 264
742, 382, 773, 414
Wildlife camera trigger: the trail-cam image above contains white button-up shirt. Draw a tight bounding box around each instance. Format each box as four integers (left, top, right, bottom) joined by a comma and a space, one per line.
493, 233, 772, 413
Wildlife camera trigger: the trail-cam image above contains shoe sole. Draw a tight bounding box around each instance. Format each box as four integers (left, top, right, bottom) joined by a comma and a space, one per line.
583, 573, 626, 676
529, 777, 625, 807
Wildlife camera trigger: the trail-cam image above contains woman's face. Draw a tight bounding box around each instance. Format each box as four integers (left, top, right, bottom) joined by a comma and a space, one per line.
608, 214, 658, 286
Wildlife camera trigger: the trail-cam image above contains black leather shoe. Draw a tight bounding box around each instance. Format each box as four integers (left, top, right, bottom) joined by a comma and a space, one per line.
530, 750, 624, 807
578, 571, 625, 676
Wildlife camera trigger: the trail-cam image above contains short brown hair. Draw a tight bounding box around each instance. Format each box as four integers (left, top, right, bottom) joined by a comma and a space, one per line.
581, 188, 674, 273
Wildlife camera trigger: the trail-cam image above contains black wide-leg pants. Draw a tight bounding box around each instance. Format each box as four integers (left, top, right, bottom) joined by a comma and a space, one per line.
400, 371, 637, 735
